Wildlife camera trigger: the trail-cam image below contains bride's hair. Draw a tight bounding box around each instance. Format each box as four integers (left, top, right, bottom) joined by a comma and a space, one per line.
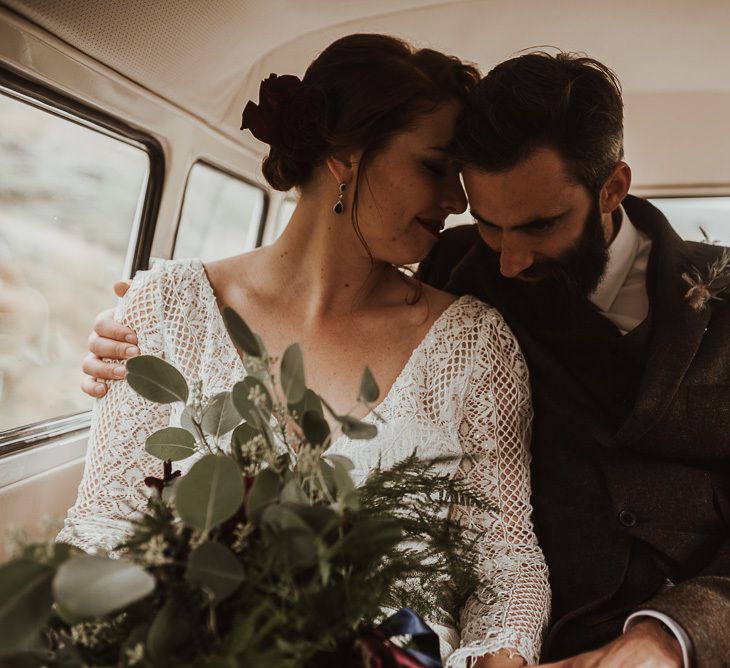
242, 33, 480, 192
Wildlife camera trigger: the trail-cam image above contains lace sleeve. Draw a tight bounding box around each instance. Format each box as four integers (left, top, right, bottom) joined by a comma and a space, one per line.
446, 306, 550, 667
56, 264, 172, 554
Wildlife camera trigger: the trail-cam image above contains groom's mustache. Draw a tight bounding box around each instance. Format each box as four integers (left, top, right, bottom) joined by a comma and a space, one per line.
487, 199, 610, 314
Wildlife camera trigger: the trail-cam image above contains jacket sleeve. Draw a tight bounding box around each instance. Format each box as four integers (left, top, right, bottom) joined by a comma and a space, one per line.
416, 225, 480, 290
641, 574, 730, 667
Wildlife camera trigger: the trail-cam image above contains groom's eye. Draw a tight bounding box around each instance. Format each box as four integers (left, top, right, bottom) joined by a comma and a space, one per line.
525, 218, 558, 234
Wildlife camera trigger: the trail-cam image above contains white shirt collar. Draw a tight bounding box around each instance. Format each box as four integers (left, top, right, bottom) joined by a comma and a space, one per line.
589, 205, 640, 312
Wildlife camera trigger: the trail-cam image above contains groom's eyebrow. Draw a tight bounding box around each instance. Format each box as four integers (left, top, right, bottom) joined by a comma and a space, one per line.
470, 208, 569, 231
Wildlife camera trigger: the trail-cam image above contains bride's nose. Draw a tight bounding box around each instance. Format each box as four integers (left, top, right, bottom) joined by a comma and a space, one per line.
441, 174, 468, 215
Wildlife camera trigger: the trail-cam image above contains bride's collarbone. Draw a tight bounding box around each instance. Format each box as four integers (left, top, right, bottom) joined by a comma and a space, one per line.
225, 308, 430, 418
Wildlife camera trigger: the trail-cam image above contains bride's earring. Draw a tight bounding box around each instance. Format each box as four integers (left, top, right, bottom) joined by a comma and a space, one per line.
333, 183, 347, 215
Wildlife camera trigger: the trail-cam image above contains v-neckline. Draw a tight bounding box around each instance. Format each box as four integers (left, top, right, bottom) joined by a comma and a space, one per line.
194, 259, 467, 446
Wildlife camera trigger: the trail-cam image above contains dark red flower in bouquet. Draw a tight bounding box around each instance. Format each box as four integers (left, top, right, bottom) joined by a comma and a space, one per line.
144, 459, 181, 496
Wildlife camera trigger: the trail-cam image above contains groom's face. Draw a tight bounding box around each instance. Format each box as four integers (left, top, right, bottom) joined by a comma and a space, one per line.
463, 146, 613, 298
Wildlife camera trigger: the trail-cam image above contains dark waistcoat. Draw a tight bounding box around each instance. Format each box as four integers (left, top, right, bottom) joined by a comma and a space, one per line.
418, 195, 730, 660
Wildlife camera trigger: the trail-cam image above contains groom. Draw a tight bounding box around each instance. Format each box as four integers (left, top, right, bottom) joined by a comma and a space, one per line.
419, 52, 730, 667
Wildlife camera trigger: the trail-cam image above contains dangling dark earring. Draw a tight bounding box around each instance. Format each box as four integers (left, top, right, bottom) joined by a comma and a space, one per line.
333, 182, 346, 215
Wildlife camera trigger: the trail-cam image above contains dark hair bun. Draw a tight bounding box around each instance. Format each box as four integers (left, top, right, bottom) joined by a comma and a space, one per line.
242, 73, 329, 191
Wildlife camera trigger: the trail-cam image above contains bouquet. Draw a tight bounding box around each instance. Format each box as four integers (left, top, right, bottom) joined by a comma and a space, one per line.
0, 308, 489, 667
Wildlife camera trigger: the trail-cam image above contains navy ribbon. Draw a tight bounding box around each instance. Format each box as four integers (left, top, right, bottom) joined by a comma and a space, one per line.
358, 607, 442, 668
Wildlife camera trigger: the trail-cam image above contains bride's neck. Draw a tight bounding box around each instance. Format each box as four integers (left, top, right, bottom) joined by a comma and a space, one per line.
259, 197, 396, 317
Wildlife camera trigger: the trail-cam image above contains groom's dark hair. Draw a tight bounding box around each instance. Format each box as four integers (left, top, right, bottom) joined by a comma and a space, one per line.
454, 51, 624, 194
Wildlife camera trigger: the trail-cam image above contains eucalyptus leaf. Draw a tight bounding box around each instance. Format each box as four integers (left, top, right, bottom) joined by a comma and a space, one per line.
222, 307, 261, 358
339, 415, 378, 440
145, 427, 196, 461
246, 468, 280, 523
268, 528, 318, 571
260, 504, 312, 533
289, 389, 324, 424
357, 366, 380, 404
282, 503, 340, 536
231, 422, 262, 467
202, 391, 241, 438
279, 478, 308, 505
232, 378, 272, 430
126, 355, 189, 404
331, 459, 359, 511
180, 406, 197, 434
186, 542, 244, 601
146, 596, 193, 665
175, 455, 244, 532
0, 559, 54, 657
322, 454, 354, 471
53, 555, 154, 618
301, 410, 330, 448
280, 343, 306, 404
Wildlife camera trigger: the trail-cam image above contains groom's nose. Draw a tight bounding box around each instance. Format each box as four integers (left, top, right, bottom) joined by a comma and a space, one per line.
499, 238, 534, 278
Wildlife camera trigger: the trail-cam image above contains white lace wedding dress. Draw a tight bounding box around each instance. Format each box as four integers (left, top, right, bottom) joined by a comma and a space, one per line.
57, 259, 550, 665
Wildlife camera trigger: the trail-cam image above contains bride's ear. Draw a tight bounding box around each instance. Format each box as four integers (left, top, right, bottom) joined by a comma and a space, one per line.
325, 151, 361, 186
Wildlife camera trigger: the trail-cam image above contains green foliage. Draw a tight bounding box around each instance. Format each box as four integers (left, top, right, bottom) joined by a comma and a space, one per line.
186, 542, 245, 601
0, 310, 489, 667
52, 556, 155, 619
0, 559, 55, 657
126, 355, 189, 404
222, 307, 261, 357
201, 391, 241, 439
145, 427, 196, 461
338, 415, 377, 440
280, 343, 306, 404
357, 366, 380, 404
175, 455, 244, 532
231, 377, 272, 430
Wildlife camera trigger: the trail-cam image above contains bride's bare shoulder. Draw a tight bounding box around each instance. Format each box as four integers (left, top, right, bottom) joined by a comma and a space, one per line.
201, 247, 267, 299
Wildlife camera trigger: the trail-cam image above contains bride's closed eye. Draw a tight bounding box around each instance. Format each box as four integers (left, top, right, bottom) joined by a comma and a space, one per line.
422, 160, 447, 176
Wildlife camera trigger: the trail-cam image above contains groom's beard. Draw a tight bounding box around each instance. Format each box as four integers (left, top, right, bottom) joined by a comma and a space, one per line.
489, 199, 610, 328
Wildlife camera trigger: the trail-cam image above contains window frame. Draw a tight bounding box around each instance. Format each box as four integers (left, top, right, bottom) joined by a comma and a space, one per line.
646, 192, 730, 241
0, 66, 165, 456
173, 159, 270, 257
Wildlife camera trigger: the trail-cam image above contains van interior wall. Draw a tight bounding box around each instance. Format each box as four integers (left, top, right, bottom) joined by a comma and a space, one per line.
625, 91, 730, 194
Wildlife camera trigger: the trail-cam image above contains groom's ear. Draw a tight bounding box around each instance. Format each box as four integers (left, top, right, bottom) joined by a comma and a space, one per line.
600, 161, 632, 213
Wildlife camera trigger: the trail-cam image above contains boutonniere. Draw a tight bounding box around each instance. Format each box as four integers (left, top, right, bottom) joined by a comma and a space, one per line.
683, 246, 730, 311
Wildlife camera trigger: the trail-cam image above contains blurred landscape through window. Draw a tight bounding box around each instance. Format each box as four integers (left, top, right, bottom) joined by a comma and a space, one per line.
0, 92, 149, 433
174, 162, 265, 261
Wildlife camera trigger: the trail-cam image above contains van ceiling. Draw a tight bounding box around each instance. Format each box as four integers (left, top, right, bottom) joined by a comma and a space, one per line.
3, 0, 730, 152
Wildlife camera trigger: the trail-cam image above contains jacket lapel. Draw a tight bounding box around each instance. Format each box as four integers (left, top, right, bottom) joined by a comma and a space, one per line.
610, 196, 712, 447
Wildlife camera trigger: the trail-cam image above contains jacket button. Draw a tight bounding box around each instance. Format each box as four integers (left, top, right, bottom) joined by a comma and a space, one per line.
618, 510, 637, 527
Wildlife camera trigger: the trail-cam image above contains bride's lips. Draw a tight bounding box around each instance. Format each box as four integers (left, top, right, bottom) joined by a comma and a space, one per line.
416, 217, 445, 238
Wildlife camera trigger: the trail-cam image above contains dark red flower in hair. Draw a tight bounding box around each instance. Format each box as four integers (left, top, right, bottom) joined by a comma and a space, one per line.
241, 73, 302, 145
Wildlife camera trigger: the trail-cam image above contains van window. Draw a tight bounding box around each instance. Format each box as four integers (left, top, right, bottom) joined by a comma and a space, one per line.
0, 92, 149, 433
174, 162, 266, 261
650, 197, 730, 244
275, 197, 297, 238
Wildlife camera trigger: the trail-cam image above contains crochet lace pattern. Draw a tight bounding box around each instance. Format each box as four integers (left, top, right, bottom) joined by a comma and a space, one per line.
57, 259, 550, 665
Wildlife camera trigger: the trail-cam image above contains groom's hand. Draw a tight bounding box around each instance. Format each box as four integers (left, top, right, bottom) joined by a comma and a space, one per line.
537, 619, 682, 667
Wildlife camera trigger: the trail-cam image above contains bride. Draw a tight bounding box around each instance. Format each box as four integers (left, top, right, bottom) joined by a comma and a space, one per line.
64, 34, 550, 667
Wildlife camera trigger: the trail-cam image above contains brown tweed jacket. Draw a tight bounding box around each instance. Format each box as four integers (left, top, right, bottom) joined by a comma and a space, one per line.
418, 195, 730, 666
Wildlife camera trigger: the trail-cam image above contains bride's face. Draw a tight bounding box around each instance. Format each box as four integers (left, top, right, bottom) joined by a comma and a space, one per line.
351, 100, 467, 265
